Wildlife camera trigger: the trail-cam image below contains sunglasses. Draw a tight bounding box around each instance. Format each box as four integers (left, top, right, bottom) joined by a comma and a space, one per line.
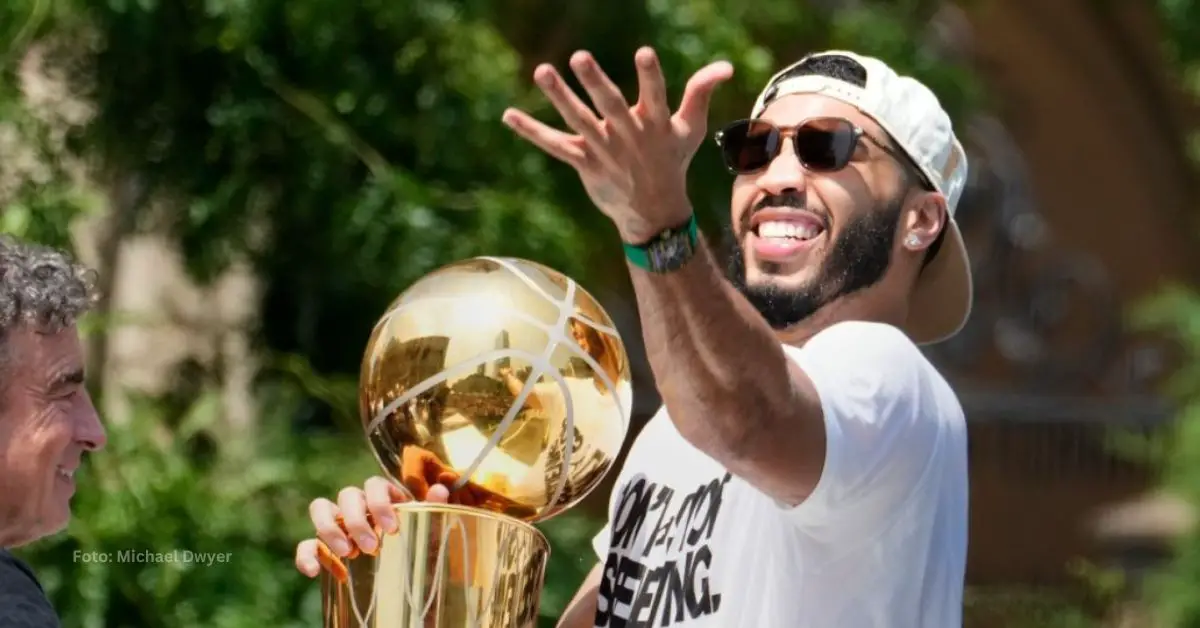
714, 117, 931, 188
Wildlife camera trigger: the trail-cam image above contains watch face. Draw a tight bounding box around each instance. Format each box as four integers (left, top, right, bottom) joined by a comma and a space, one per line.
650, 232, 690, 269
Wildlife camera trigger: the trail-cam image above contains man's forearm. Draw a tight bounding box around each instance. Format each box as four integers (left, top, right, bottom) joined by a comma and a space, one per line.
627, 237, 801, 459
556, 563, 601, 628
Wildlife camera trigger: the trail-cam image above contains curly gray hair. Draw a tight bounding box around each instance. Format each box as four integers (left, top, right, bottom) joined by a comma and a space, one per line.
0, 235, 98, 338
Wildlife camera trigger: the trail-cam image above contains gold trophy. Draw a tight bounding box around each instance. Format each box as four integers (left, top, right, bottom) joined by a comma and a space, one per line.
322, 256, 633, 627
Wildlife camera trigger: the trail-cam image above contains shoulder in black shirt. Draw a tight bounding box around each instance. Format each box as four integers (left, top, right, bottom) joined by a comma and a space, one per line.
0, 550, 60, 628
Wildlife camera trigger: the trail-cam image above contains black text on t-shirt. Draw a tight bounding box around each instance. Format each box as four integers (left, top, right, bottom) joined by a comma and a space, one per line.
595, 472, 731, 627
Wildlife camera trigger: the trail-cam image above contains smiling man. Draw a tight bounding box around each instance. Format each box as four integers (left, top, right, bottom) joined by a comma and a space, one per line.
297, 49, 971, 627
0, 236, 105, 627
503, 48, 973, 628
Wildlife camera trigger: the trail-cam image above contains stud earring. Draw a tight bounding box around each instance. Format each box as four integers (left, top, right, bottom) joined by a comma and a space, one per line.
905, 234, 921, 247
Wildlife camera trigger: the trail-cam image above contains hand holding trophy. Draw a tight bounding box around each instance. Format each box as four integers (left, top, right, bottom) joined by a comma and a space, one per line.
299, 256, 633, 627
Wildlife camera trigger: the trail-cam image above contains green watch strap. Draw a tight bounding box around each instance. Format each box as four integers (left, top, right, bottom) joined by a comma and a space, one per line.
622, 241, 652, 270
622, 214, 699, 271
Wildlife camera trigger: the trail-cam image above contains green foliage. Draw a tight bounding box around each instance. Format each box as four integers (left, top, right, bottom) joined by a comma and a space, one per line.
963, 586, 1095, 628
1159, 0, 1200, 171
536, 512, 605, 627
74, 0, 582, 280
1125, 287, 1200, 627
1158, 0, 1200, 83
1104, 4, 1200, 625
0, 6, 102, 247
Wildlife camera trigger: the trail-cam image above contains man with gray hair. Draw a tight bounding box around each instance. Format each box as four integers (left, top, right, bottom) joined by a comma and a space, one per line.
0, 235, 105, 627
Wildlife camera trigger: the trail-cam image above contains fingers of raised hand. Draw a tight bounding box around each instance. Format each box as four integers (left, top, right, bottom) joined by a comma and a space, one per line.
531, 63, 607, 146
568, 51, 638, 141
506, 49, 672, 174
674, 60, 735, 143
633, 47, 670, 124
502, 109, 589, 168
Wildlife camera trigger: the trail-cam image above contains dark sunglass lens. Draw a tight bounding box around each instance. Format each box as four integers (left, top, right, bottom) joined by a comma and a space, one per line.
794, 121, 857, 171
720, 121, 779, 172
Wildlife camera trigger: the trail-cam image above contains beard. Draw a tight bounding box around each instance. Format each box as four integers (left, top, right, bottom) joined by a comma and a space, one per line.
725, 196, 903, 330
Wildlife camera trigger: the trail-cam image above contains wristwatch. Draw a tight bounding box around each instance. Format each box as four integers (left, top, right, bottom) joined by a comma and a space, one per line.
622, 214, 699, 273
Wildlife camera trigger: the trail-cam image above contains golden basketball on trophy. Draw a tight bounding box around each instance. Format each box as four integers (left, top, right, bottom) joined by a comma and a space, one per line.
322, 256, 633, 628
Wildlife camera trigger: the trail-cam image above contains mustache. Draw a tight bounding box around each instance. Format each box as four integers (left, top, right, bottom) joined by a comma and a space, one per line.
755, 192, 807, 212
740, 192, 829, 232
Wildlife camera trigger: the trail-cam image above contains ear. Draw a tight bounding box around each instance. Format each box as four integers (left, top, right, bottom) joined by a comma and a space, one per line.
899, 190, 946, 253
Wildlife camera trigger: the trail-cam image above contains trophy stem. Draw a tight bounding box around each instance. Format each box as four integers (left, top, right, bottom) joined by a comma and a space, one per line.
322, 503, 551, 628
409, 511, 430, 628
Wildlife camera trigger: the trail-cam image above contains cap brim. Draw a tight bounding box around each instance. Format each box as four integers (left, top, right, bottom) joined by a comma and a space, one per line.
903, 220, 972, 345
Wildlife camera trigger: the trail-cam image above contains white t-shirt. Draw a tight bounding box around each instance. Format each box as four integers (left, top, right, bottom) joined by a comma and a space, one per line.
589, 321, 968, 628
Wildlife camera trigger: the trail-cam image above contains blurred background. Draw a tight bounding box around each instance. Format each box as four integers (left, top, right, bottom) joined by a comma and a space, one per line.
2, 0, 1200, 626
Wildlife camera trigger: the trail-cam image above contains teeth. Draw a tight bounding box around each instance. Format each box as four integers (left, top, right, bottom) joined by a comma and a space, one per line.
757, 220, 820, 240
57, 468, 73, 480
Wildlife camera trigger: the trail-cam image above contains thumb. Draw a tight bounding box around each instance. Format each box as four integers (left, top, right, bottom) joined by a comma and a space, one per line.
426, 483, 451, 504
673, 61, 734, 141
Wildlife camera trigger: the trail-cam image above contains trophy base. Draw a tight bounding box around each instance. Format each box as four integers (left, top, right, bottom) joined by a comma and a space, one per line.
321, 503, 550, 628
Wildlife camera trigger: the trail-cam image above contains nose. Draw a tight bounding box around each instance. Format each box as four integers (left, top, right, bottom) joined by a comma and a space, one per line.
755, 141, 808, 196
75, 389, 107, 452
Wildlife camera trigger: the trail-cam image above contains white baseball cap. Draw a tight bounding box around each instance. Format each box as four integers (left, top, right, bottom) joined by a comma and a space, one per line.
749, 50, 972, 345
